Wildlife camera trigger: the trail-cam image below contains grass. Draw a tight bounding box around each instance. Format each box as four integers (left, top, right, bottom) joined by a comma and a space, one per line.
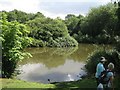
0, 76, 120, 90
0, 78, 56, 89
0, 77, 97, 89
54, 77, 96, 88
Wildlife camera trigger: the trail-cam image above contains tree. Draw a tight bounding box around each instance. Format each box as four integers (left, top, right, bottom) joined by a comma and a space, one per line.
81, 4, 114, 36
1, 10, 45, 24
64, 14, 83, 36
27, 17, 78, 47
114, 1, 120, 52
1, 12, 31, 78
115, 1, 120, 35
77, 3, 118, 44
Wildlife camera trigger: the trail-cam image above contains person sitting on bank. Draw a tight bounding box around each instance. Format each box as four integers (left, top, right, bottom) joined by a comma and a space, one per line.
95, 57, 107, 86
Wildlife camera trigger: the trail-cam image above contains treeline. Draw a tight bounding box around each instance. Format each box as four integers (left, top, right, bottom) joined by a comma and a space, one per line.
1, 3, 120, 46
65, 3, 120, 44
1, 10, 78, 48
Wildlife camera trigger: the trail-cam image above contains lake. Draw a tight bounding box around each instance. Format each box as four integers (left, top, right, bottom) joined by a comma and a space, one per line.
17, 44, 112, 83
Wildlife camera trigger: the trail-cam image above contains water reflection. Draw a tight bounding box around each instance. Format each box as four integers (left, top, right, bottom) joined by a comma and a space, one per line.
19, 46, 78, 68
17, 44, 112, 83
18, 59, 86, 83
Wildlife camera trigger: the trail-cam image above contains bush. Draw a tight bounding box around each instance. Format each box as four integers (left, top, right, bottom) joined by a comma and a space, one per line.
1, 13, 31, 78
115, 36, 120, 52
85, 49, 120, 75
47, 35, 78, 47
29, 38, 45, 47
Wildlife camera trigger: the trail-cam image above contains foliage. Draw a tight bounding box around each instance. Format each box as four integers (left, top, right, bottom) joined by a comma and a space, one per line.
0, 10, 78, 48
85, 2, 120, 76
29, 37, 45, 47
1, 13, 31, 78
114, 1, 120, 52
85, 49, 120, 75
65, 3, 119, 44
73, 32, 94, 43
65, 14, 84, 36
81, 4, 115, 36
27, 17, 78, 47
2, 4, 119, 45
114, 36, 120, 52
1, 3, 119, 46
0, 10, 45, 24
115, 1, 120, 36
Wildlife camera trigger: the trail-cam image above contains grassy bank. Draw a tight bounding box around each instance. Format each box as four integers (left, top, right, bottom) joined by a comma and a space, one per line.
0, 78, 96, 89
0, 78, 56, 88
1, 76, 120, 89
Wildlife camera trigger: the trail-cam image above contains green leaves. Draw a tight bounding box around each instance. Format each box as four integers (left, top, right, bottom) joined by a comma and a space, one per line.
1, 13, 31, 78
65, 14, 83, 36
66, 3, 119, 44
27, 17, 78, 47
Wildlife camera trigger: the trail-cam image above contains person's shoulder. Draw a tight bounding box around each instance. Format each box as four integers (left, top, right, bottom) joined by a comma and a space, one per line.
98, 62, 102, 65
108, 71, 113, 76
98, 63, 103, 67
97, 63, 101, 67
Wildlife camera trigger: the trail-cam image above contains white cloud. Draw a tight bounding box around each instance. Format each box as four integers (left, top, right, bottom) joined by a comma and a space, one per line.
0, 0, 111, 19
40, 10, 67, 19
0, 0, 41, 13
40, 10, 84, 20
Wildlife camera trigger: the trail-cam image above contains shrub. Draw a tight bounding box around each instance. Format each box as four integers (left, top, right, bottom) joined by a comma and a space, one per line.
29, 38, 45, 47
85, 49, 120, 75
1, 13, 31, 78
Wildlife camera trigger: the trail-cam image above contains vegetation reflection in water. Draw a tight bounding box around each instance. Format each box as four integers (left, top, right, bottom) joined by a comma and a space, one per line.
17, 44, 112, 83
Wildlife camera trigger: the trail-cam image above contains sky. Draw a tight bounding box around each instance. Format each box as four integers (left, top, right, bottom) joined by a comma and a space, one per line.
0, 0, 111, 19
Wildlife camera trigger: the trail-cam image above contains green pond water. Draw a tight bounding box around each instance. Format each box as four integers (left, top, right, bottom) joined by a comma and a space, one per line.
17, 44, 112, 83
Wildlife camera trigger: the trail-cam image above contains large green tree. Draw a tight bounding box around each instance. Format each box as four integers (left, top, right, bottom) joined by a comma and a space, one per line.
0, 10, 45, 24
81, 4, 116, 36
27, 17, 78, 47
65, 14, 83, 36
1, 13, 31, 78
73, 3, 118, 44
